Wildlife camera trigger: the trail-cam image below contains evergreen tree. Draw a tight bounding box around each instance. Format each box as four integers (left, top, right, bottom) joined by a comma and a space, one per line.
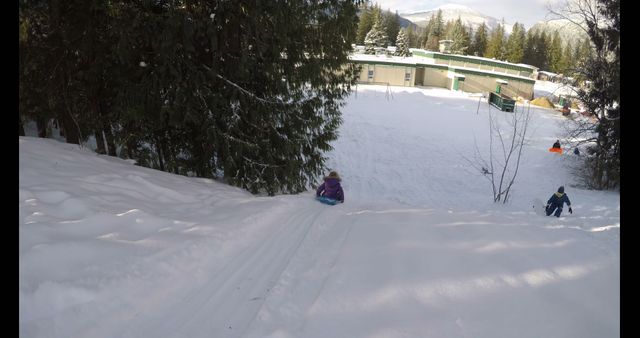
405, 25, 419, 48
449, 17, 470, 55
572, 0, 619, 189
432, 10, 445, 37
394, 29, 412, 56
383, 9, 400, 46
522, 29, 551, 70
470, 22, 488, 56
485, 23, 506, 60
535, 31, 550, 70
505, 23, 526, 63
420, 13, 435, 48
548, 31, 564, 73
466, 23, 474, 48
522, 29, 537, 66
364, 10, 388, 53
424, 9, 444, 51
559, 41, 574, 75
20, 0, 364, 195
443, 20, 455, 40
574, 38, 594, 66
356, 3, 375, 44
19, 0, 103, 145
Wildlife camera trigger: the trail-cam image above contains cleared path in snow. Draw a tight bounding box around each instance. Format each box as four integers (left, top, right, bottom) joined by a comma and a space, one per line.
245, 206, 618, 338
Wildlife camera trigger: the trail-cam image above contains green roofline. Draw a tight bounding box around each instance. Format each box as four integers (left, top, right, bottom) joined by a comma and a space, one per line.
451, 68, 536, 84
351, 59, 448, 70
350, 59, 535, 84
411, 50, 536, 73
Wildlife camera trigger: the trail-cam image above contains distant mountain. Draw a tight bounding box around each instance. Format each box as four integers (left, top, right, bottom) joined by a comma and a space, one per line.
398, 16, 419, 30
529, 19, 589, 47
356, 7, 419, 31
399, 3, 513, 34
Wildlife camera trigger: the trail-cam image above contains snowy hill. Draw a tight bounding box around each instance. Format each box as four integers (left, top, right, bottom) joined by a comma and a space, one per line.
400, 3, 513, 34
19, 85, 619, 337
529, 18, 590, 47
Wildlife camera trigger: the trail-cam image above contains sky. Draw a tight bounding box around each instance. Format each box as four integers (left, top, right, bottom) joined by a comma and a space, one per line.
373, 0, 558, 29
20, 80, 619, 337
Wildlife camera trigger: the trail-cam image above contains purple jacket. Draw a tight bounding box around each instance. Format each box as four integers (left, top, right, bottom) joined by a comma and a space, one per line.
316, 177, 344, 202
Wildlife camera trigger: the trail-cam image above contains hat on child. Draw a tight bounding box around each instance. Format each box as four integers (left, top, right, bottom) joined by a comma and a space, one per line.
327, 171, 341, 181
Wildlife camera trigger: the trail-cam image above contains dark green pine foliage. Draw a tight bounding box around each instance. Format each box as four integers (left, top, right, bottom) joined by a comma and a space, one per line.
383, 10, 400, 46
485, 22, 506, 60
19, 0, 110, 145
559, 41, 574, 76
108, 1, 210, 175
19, 0, 362, 196
210, 0, 362, 194
419, 14, 433, 48
523, 30, 549, 70
574, 0, 619, 189
470, 22, 488, 56
535, 31, 550, 70
505, 23, 526, 64
404, 25, 420, 48
574, 38, 594, 69
424, 10, 444, 51
364, 10, 388, 53
355, 2, 375, 44
442, 20, 455, 41
449, 17, 470, 55
20, 1, 55, 139
547, 31, 564, 73
522, 29, 537, 67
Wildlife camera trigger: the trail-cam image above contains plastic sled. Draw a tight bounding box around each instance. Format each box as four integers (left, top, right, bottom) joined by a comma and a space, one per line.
549, 147, 563, 154
532, 198, 547, 216
316, 196, 339, 205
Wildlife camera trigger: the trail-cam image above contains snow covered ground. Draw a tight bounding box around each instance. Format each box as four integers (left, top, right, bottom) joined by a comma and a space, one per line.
534, 80, 580, 102
19, 85, 619, 338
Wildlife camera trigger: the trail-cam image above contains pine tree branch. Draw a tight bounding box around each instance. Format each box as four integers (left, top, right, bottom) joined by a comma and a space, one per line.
243, 156, 283, 168
202, 64, 284, 105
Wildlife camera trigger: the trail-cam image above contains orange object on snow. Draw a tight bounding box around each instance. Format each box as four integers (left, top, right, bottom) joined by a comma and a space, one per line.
549, 147, 563, 154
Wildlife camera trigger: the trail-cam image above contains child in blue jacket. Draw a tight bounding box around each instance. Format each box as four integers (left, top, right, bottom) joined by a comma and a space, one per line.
546, 186, 572, 217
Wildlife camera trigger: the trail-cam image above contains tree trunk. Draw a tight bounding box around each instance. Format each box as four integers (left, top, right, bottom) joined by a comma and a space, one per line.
95, 129, 106, 154
36, 116, 48, 138
58, 108, 80, 144
126, 136, 136, 160
56, 119, 66, 138
156, 137, 165, 172
164, 143, 177, 174
103, 125, 117, 156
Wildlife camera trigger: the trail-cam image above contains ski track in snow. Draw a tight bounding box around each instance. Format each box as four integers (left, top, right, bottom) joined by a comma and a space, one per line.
57, 199, 324, 338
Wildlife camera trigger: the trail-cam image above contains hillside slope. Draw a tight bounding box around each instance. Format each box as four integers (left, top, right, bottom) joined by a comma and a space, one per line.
19, 85, 619, 338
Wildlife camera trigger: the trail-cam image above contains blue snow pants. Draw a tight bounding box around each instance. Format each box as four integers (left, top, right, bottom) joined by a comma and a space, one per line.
545, 203, 563, 217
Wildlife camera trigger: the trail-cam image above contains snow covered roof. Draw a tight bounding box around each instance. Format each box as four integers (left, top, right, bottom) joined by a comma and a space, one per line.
538, 71, 559, 76
410, 49, 538, 71
349, 53, 536, 83
349, 53, 424, 66
516, 63, 539, 70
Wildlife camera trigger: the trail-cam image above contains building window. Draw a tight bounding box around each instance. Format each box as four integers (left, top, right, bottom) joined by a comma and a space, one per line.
405, 72, 411, 81
368, 69, 374, 80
